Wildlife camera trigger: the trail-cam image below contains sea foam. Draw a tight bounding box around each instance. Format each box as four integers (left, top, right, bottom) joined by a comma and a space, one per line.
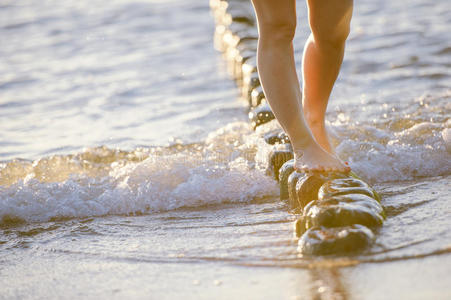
1, 97, 450, 223
0, 122, 278, 222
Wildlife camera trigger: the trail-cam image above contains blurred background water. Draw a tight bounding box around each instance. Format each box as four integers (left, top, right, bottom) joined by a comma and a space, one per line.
0, 0, 245, 160
0, 0, 450, 298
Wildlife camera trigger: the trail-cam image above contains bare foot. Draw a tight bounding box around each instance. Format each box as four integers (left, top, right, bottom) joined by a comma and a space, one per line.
294, 143, 350, 173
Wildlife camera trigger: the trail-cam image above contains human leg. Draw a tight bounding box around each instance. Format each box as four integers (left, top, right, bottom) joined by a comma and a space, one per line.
250, 0, 349, 172
302, 0, 353, 153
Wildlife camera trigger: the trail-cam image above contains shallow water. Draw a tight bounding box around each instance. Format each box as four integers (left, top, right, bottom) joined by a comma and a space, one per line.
1, 0, 450, 298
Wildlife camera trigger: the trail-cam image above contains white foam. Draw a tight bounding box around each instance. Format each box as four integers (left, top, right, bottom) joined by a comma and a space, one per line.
0, 122, 278, 222
333, 120, 451, 183
1, 104, 451, 222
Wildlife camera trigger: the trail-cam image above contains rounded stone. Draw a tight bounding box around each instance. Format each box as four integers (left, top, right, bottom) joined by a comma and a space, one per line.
297, 224, 375, 255
318, 177, 379, 201
250, 85, 265, 107
267, 146, 294, 181
301, 197, 385, 229
236, 37, 258, 52
242, 56, 257, 76
287, 171, 304, 209
295, 173, 347, 209
263, 129, 282, 145
277, 131, 290, 144
279, 159, 295, 200
263, 129, 289, 145
319, 194, 384, 217
243, 73, 260, 103
249, 103, 275, 129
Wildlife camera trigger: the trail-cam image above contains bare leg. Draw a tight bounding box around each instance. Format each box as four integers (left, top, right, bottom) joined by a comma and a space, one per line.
250, 0, 349, 172
302, 0, 353, 153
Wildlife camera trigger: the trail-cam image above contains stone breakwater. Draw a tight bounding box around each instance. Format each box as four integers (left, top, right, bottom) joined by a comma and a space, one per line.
210, 0, 385, 255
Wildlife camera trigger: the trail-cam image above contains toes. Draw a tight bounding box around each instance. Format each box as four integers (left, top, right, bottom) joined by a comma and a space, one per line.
339, 166, 351, 173
295, 163, 350, 174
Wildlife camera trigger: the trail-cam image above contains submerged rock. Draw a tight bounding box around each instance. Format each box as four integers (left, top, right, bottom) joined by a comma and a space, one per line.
297, 225, 375, 255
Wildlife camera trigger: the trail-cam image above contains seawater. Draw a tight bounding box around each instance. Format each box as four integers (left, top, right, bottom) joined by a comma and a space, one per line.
1, 0, 450, 299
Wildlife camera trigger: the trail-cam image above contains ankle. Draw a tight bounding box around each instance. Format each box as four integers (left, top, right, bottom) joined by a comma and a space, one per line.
305, 114, 325, 129
291, 138, 316, 154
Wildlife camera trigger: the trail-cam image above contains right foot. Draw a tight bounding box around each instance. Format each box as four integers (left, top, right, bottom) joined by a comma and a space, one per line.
294, 143, 350, 173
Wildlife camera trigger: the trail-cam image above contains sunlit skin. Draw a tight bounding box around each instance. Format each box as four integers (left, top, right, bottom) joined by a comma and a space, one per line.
250, 0, 352, 173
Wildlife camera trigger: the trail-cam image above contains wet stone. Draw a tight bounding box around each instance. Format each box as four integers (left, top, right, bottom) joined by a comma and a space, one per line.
249, 103, 274, 129
225, 48, 240, 77
222, 32, 240, 53
227, 22, 256, 41
263, 129, 282, 145
214, 25, 228, 51
277, 131, 290, 144
263, 129, 290, 145
250, 85, 265, 107
319, 194, 384, 217
295, 173, 347, 209
242, 72, 260, 103
318, 177, 379, 201
279, 159, 295, 200
232, 50, 255, 82
213, 1, 253, 27
297, 225, 375, 255
267, 145, 294, 181
300, 196, 385, 230
242, 56, 257, 78
287, 171, 304, 209
231, 15, 256, 26
225, 0, 254, 19
236, 37, 258, 52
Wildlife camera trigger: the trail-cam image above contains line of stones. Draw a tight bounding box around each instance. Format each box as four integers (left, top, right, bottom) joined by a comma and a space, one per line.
210, 0, 385, 255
